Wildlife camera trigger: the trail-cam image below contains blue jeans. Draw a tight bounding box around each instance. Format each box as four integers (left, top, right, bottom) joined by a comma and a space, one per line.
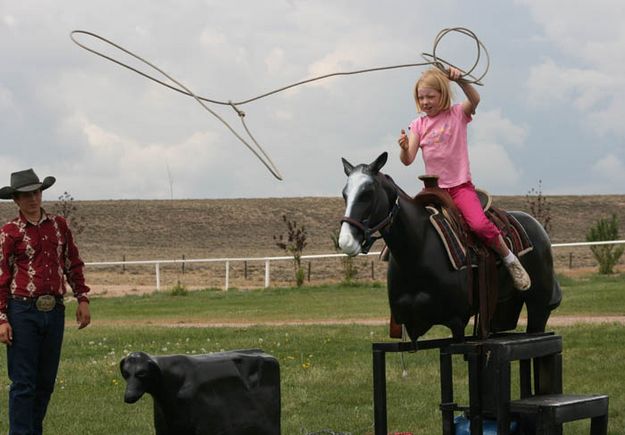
6, 299, 65, 435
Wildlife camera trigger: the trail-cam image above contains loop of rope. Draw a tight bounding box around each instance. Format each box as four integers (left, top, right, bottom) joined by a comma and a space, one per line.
421, 27, 489, 86
69, 27, 488, 180
70, 30, 284, 180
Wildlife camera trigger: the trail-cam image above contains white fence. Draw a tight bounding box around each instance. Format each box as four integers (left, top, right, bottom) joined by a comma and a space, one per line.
85, 240, 625, 291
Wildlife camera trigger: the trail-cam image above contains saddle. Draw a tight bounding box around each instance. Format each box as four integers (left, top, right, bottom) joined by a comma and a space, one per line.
389, 175, 533, 339
415, 175, 532, 267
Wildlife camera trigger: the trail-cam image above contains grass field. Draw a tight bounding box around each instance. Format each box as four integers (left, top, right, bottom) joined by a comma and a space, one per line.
85, 272, 625, 324
0, 275, 623, 434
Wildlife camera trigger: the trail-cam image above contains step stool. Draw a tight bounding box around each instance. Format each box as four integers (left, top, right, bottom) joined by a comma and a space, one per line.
480, 333, 564, 434
510, 394, 608, 435
440, 332, 564, 435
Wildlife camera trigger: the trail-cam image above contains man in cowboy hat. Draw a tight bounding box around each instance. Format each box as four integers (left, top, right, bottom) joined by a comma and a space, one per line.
0, 168, 91, 435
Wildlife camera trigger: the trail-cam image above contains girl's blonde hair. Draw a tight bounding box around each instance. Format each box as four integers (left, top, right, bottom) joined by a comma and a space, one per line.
413, 68, 452, 113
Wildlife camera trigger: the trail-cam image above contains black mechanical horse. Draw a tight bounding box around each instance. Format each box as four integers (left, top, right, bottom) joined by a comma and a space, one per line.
338, 152, 561, 341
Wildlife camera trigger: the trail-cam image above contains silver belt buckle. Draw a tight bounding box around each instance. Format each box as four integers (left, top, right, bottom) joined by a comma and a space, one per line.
35, 295, 56, 312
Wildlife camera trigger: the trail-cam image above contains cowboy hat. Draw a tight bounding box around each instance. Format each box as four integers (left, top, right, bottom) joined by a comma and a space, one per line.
0, 169, 56, 200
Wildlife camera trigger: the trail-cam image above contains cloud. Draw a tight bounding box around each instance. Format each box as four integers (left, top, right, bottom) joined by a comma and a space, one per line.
545, 153, 625, 195
0, 84, 16, 115
525, 59, 625, 137
525, 59, 614, 110
519, 1, 625, 138
55, 113, 224, 198
469, 109, 525, 190
2, 15, 16, 28
2, 0, 625, 198
591, 154, 625, 183
199, 29, 227, 47
264, 48, 287, 75
0, 155, 20, 175
473, 109, 527, 146
518, 0, 625, 66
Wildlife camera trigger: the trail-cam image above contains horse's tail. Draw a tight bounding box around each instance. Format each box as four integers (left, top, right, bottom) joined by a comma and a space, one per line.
548, 276, 563, 310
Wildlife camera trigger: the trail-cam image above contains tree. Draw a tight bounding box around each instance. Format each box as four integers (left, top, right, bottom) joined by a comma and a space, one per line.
273, 215, 308, 287
330, 229, 357, 283
525, 180, 552, 237
586, 214, 624, 274
53, 191, 85, 236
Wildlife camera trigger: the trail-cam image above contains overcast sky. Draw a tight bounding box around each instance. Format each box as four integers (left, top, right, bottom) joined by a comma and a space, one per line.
2, 0, 625, 200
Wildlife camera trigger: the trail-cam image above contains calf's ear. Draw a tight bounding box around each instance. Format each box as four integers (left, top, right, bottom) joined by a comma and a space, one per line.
119, 357, 128, 378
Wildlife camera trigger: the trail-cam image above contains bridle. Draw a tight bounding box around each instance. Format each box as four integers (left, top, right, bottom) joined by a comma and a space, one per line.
340, 196, 400, 254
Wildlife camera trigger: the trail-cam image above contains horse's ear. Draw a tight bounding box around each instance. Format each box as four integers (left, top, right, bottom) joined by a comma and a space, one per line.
342, 157, 354, 176
369, 152, 388, 174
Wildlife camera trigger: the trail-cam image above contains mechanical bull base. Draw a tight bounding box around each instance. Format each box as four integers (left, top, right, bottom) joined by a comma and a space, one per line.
120, 348, 280, 435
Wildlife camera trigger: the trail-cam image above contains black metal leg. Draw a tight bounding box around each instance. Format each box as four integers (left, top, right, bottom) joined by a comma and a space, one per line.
520, 359, 532, 398
440, 352, 454, 435
535, 353, 563, 396
496, 358, 511, 435
466, 352, 483, 435
372, 349, 387, 435
590, 414, 608, 435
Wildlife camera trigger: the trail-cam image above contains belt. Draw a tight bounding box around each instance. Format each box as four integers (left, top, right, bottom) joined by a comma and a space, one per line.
10, 294, 64, 312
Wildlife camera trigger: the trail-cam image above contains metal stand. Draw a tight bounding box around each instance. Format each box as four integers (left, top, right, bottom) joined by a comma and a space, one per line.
371, 332, 599, 435
372, 338, 453, 435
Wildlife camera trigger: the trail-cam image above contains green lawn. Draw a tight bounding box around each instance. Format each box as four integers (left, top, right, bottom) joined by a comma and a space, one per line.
0, 274, 622, 434
90, 281, 391, 324
555, 273, 625, 315
86, 273, 624, 326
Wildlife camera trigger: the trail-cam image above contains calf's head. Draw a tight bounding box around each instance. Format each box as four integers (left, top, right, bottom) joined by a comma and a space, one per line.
120, 351, 161, 403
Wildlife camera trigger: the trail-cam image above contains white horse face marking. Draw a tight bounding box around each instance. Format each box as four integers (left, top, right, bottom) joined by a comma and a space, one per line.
339, 170, 373, 256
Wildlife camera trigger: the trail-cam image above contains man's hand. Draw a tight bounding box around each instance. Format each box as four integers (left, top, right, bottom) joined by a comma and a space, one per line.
76, 301, 91, 329
0, 322, 13, 345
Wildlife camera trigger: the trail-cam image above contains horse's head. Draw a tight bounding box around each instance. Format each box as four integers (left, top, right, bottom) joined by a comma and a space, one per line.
339, 152, 397, 256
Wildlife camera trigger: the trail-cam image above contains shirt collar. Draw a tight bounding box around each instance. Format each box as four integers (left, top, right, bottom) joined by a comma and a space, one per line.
18, 208, 49, 226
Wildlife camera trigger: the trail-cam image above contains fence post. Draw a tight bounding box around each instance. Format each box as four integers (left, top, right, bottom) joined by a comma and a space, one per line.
308, 261, 311, 282
371, 261, 375, 280
182, 254, 185, 274
244, 261, 248, 279
265, 260, 270, 288
155, 263, 160, 291
225, 260, 230, 291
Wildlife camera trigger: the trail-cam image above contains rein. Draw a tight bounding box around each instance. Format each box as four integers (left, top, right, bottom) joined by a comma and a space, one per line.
340, 196, 400, 254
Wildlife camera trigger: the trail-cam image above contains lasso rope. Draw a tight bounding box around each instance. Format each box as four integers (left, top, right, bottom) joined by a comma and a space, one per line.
69, 27, 488, 181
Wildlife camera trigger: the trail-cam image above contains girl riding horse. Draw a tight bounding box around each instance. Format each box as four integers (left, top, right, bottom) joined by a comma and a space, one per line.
398, 66, 530, 291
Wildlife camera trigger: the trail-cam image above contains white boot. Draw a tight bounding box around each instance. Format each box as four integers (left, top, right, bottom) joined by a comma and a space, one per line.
505, 256, 531, 291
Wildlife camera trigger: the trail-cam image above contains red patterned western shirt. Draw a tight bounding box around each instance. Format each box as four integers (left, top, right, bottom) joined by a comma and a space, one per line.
0, 210, 90, 324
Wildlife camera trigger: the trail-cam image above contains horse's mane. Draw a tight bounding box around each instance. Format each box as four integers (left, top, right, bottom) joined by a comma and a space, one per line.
379, 172, 459, 212
379, 172, 414, 202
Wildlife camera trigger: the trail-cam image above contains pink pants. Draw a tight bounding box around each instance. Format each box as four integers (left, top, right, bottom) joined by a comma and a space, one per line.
445, 181, 500, 247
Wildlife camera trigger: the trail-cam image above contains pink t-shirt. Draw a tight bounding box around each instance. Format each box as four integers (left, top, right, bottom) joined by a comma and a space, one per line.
409, 104, 472, 188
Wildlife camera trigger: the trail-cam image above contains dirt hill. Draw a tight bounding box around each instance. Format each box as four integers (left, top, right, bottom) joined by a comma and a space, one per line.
1, 195, 624, 268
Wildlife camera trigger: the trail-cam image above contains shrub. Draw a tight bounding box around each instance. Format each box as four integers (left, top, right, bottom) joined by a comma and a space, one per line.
525, 180, 552, 237
273, 215, 308, 287
169, 282, 189, 296
586, 214, 624, 274
53, 191, 85, 235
